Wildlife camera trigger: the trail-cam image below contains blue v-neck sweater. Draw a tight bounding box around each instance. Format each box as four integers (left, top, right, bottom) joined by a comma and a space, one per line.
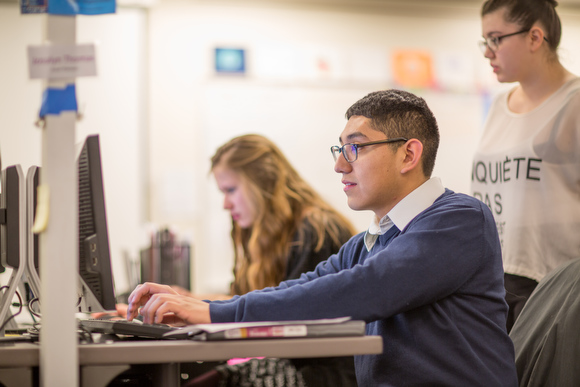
210, 190, 518, 386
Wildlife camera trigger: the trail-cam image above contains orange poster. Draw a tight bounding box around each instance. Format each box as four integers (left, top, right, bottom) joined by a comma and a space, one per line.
392, 50, 434, 89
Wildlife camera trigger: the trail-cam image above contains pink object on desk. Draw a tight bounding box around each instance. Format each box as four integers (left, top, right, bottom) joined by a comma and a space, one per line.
227, 357, 264, 366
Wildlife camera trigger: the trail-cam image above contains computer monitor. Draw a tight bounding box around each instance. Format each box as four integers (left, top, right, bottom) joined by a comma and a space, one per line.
76, 134, 116, 312
0, 149, 3, 274
25, 166, 41, 300
0, 164, 28, 332
27, 167, 40, 272
1, 135, 116, 317
0, 165, 26, 271
1, 166, 49, 307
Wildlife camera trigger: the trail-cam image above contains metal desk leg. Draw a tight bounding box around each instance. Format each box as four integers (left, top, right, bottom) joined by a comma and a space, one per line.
151, 363, 181, 386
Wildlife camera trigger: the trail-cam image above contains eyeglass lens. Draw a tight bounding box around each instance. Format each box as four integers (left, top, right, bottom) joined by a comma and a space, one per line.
344, 144, 356, 162
478, 37, 498, 54
331, 144, 357, 162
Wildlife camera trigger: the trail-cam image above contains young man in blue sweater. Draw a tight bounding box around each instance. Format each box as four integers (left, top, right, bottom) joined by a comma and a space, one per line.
128, 90, 518, 386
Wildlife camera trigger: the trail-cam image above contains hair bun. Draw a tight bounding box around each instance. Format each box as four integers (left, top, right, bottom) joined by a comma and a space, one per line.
546, 0, 558, 7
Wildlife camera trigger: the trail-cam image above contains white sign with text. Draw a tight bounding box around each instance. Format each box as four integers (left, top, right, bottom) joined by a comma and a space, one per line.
28, 44, 97, 79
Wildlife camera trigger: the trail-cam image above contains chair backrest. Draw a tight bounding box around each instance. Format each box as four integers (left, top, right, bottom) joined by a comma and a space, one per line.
509, 257, 580, 387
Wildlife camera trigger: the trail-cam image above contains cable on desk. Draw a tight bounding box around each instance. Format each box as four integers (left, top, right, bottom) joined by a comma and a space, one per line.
28, 297, 41, 319
76, 320, 95, 343
27, 322, 41, 336
0, 286, 23, 333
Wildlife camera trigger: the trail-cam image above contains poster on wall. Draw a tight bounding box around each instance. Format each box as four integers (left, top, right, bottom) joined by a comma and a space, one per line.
21, 0, 47, 14
215, 48, 246, 75
434, 52, 475, 93
391, 50, 435, 89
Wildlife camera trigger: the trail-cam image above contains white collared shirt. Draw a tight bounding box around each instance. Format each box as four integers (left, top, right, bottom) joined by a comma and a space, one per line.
364, 177, 445, 251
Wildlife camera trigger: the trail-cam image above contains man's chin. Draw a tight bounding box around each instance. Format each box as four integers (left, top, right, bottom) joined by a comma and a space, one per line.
346, 198, 364, 212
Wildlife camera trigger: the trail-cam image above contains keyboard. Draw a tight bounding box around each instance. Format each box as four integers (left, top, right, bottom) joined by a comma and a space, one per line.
79, 319, 184, 339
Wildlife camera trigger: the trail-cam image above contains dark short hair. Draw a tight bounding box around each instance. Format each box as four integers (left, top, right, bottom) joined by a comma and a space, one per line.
481, 0, 562, 53
345, 89, 440, 177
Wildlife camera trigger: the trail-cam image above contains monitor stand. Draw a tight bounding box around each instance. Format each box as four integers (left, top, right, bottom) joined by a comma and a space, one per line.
0, 166, 42, 336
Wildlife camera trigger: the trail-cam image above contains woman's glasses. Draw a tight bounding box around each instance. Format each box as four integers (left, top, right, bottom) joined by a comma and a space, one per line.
478, 29, 530, 54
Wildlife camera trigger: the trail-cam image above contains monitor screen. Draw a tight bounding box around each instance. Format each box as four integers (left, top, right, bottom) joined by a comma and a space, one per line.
76, 134, 116, 312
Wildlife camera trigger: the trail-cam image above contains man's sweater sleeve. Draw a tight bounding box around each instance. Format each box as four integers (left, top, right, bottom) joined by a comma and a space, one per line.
210, 195, 497, 324
210, 244, 350, 321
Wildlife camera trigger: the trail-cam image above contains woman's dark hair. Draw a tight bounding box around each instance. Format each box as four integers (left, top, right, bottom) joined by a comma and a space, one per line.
481, 0, 562, 53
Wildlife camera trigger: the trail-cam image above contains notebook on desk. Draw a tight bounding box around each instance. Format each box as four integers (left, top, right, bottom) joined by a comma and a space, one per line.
79, 317, 366, 341
164, 317, 366, 341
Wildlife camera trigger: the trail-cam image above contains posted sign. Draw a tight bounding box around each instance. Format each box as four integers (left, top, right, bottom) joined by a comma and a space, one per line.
28, 44, 97, 80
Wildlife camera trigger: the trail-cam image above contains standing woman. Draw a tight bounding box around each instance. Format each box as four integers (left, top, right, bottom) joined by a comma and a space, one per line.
186, 134, 358, 387
472, 0, 580, 332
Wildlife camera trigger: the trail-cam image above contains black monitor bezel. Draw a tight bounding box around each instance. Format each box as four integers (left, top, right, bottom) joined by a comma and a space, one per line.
77, 134, 116, 312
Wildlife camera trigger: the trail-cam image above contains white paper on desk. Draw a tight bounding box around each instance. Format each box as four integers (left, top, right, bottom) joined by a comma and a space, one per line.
163, 316, 352, 338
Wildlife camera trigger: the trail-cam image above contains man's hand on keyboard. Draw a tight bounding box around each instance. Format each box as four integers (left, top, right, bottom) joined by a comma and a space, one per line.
127, 282, 211, 325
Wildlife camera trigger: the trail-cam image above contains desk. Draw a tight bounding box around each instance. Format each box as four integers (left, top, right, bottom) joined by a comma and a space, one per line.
0, 335, 383, 387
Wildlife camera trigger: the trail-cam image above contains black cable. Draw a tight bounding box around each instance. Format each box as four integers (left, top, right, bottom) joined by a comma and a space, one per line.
23, 282, 39, 322
2, 288, 97, 344
0, 286, 23, 333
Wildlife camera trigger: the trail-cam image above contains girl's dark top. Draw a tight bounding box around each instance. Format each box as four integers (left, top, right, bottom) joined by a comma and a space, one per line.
285, 216, 357, 387
285, 216, 353, 281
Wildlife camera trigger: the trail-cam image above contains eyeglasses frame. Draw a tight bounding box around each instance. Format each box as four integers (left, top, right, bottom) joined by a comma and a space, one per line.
330, 137, 409, 163
478, 28, 549, 54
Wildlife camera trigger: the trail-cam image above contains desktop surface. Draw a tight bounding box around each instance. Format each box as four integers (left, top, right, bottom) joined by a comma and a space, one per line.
0, 335, 383, 367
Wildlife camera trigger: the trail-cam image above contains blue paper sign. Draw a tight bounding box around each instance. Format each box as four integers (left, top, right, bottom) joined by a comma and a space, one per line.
21, 0, 47, 14
48, 0, 116, 15
39, 84, 78, 117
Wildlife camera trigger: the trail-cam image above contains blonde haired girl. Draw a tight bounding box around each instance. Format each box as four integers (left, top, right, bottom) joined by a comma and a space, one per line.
211, 134, 355, 296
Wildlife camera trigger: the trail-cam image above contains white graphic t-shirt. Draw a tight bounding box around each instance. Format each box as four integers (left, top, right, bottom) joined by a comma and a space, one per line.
472, 78, 580, 282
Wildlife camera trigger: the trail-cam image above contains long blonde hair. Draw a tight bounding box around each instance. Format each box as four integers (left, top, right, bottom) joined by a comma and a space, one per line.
211, 134, 355, 295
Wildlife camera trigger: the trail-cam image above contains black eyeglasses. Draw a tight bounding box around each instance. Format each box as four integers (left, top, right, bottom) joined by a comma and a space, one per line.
478, 29, 530, 54
330, 137, 408, 163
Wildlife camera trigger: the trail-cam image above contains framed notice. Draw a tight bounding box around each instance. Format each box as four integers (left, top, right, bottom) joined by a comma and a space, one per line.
215, 48, 246, 74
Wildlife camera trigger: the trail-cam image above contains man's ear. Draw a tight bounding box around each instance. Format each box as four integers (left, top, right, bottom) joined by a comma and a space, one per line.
400, 139, 423, 175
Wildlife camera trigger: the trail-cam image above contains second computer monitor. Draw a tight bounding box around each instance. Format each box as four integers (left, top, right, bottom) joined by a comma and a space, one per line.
77, 134, 116, 312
